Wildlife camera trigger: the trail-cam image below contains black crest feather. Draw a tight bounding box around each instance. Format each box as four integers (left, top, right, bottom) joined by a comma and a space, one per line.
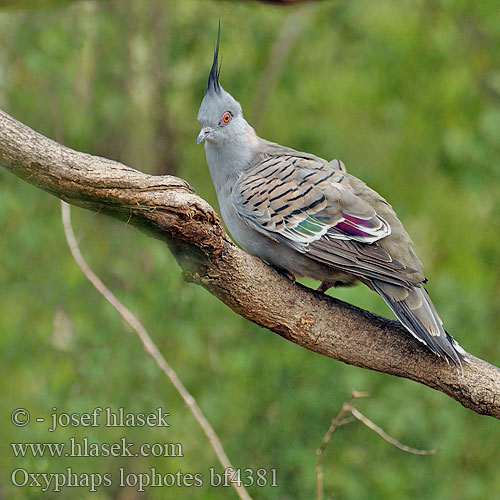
205, 22, 221, 95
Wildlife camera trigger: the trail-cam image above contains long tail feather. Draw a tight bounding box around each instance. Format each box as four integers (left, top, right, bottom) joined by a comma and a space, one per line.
371, 280, 465, 370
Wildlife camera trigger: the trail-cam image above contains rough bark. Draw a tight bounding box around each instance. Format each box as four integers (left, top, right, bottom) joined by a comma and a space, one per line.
1, 108, 499, 419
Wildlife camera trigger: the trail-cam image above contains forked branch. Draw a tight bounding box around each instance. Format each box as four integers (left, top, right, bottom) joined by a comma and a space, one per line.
315, 391, 435, 500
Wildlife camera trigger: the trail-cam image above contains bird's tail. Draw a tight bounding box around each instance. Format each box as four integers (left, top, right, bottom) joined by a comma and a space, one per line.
371, 280, 465, 369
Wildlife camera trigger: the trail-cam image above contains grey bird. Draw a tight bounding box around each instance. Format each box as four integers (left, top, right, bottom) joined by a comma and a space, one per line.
197, 31, 465, 368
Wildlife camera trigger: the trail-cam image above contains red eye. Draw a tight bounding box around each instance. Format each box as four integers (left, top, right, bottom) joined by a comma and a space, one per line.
220, 111, 232, 125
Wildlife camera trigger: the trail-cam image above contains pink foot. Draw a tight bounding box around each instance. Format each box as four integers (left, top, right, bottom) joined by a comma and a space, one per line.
317, 281, 334, 293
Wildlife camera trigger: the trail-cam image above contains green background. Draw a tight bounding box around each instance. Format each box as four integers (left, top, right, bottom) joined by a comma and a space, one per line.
1, 0, 499, 498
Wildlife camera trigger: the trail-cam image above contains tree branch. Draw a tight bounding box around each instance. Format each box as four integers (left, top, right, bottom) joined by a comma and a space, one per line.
1, 108, 499, 419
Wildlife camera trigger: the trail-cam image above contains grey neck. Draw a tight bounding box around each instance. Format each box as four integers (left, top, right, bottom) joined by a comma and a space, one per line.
204, 123, 259, 194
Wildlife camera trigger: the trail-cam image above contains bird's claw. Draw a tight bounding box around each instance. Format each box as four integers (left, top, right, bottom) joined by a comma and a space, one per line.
317, 281, 334, 293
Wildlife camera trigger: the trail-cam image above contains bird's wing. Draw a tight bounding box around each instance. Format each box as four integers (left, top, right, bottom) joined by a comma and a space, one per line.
231, 154, 420, 287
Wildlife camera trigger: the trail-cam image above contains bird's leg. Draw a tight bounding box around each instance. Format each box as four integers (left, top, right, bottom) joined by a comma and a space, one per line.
317, 281, 335, 293
270, 265, 296, 283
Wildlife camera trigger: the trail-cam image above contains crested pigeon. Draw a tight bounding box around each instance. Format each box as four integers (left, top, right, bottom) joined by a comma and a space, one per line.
196, 30, 465, 368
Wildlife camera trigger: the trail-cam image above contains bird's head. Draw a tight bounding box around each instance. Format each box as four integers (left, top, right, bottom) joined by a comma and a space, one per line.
197, 26, 247, 148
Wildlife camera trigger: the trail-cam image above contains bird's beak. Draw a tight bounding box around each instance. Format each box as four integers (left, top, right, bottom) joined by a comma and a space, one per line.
197, 127, 213, 144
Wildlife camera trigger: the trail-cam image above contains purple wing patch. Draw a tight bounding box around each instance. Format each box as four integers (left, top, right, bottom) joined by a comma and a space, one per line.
328, 213, 390, 243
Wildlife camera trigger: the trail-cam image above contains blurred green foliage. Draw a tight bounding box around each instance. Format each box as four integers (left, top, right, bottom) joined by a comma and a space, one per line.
1, 0, 500, 499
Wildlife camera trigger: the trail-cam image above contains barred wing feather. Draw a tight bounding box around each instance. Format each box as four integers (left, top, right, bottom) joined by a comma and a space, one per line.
232, 154, 417, 287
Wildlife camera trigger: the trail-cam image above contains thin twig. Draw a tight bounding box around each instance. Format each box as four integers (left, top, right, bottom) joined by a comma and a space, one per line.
60, 201, 253, 500
315, 391, 368, 500
315, 405, 349, 500
348, 406, 436, 456
315, 392, 435, 500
